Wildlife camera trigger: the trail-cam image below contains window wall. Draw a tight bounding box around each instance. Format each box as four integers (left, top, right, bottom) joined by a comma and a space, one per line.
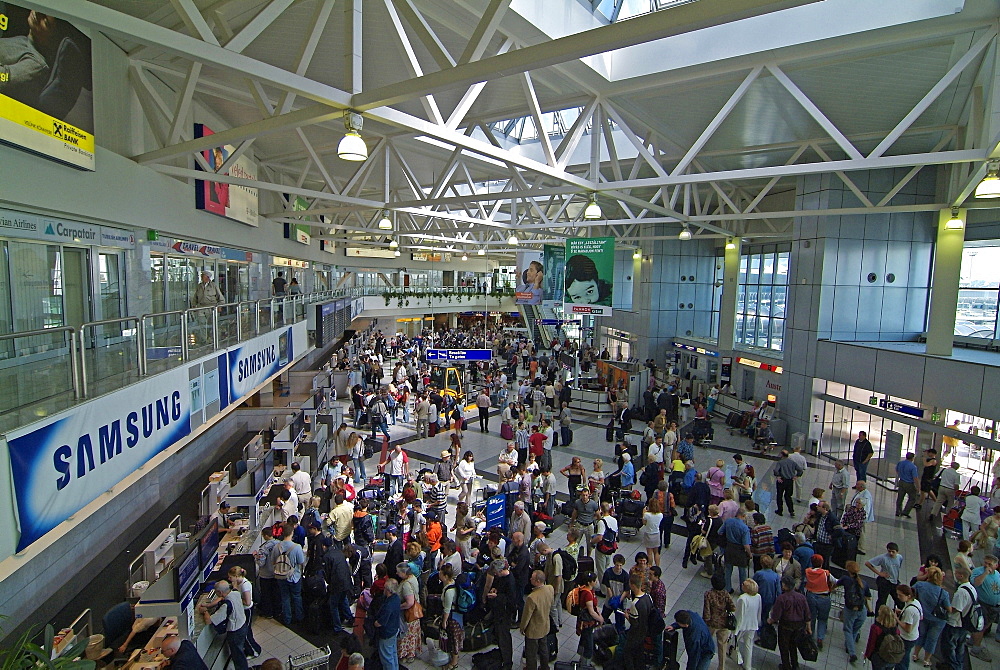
956, 243, 1000, 337
735, 244, 789, 352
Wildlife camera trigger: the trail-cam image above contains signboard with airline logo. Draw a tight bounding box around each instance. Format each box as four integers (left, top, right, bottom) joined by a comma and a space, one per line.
0, 208, 134, 249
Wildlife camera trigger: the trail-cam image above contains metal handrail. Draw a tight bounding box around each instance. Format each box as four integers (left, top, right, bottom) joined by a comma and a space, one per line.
0, 326, 80, 400
77, 316, 142, 398
3, 290, 347, 423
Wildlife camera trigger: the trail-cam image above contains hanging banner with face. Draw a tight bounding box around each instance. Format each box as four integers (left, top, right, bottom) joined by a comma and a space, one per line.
542, 244, 565, 308
563, 237, 614, 317
514, 250, 544, 305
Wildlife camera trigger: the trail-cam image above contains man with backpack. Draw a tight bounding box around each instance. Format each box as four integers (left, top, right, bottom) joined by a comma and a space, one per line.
592, 503, 619, 592
539, 543, 569, 627
621, 573, 655, 670
941, 566, 980, 670
368, 391, 390, 441
323, 542, 353, 633
269, 523, 306, 627
968, 554, 1000, 661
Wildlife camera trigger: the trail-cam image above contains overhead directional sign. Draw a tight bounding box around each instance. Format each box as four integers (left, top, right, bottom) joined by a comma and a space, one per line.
879, 399, 925, 418
426, 349, 492, 362
536, 319, 581, 325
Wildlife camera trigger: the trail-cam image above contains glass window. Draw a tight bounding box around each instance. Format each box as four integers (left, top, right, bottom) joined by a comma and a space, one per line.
98, 252, 125, 321
735, 244, 790, 352
956, 244, 1000, 338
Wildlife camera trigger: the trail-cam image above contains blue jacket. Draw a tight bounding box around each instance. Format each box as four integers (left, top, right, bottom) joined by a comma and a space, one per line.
170, 640, 208, 670
793, 542, 815, 573
676, 610, 715, 670
376, 593, 401, 639
719, 518, 751, 547
620, 461, 635, 487
683, 468, 698, 490
753, 569, 781, 610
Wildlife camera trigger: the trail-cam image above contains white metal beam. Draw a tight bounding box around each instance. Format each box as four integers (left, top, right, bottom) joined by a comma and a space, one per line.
354, 0, 820, 110
391, 0, 456, 70
224, 0, 296, 53
167, 62, 202, 145
169, 0, 219, 45
457, 0, 512, 66
521, 72, 556, 167
383, 0, 444, 125
767, 64, 863, 161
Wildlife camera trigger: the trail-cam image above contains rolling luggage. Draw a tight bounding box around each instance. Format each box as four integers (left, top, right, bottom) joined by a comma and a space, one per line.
306, 599, 323, 635
662, 628, 680, 670
501, 422, 514, 440
547, 617, 559, 661
429, 419, 438, 436
832, 531, 859, 569
576, 555, 595, 580
471, 648, 503, 670
726, 411, 742, 428
561, 427, 573, 446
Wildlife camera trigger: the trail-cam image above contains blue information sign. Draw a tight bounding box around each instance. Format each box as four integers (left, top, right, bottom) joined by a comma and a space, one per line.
426, 348, 492, 362
536, 318, 581, 325
879, 399, 925, 418
485, 494, 507, 531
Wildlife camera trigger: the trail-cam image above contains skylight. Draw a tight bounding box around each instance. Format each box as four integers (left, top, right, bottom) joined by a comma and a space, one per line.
594, 0, 702, 23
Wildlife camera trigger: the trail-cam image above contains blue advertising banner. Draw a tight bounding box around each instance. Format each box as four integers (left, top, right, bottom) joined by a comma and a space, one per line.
7, 366, 192, 551
226, 326, 293, 404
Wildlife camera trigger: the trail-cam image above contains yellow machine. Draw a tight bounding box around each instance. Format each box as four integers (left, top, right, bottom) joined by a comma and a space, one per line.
430, 366, 465, 405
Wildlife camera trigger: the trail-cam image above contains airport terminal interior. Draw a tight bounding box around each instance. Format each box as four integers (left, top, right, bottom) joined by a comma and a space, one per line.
6, 1, 1000, 670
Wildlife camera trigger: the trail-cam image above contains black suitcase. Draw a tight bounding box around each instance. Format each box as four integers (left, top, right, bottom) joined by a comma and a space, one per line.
472, 648, 503, 670
726, 411, 741, 428
832, 531, 859, 568
662, 629, 681, 670
576, 555, 595, 581
547, 618, 559, 661
306, 599, 323, 635
606, 420, 615, 442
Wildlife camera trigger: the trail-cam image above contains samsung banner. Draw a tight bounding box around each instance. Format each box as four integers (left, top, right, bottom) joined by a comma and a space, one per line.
563, 237, 614, 317
0, 3, 95, 170
5, 321, 308, 553
6, 366, 191, 552
194, 124, 259, 226
220, 326, 293, 408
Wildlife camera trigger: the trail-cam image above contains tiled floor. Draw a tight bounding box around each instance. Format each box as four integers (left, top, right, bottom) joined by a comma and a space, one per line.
248, 362, 1000, 670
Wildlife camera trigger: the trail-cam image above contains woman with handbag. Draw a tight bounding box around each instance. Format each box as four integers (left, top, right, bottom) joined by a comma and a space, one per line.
438, 563, 464, 670
734, 579, 761, 670
395, 562, 423, 661
911, 567, 950, 667
574, 572, 604, 663
703, 573, 736, 670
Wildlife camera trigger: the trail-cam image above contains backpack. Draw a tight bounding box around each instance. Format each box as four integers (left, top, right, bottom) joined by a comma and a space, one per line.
555, 549, 577, 582
565, 586, 584, 615
877, 628, 906, 664
304, 572, 327, 599
354, 514, 375, 545
273, 546, 294, 579
959, 583, 987, 633
386, 394, 397, 408
596, 520, 618, 555
447, 583, 476, 614
646, 595, 666, 638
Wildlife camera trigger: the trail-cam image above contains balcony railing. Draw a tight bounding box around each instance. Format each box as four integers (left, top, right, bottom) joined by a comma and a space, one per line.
0, 290, 347, 433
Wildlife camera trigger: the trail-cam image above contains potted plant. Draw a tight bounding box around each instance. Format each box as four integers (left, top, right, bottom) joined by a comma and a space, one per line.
0, 624, 97, 670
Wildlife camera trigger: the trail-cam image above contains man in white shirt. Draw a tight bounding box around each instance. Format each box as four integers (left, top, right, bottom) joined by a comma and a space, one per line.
381, 445, 406, 495
498, 442, 519, 480
541, 420, 555, 472
288, 462, 312, 506
790, 447, 808, 502
829, 460, 850, 520
647, 436, 665, 465
477, 389, 492, 433
941, 566, 974, 670
937, 461, 962, 513
199, 581, 248, 670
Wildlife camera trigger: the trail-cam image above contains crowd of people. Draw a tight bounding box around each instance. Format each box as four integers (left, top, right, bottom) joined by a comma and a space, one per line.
164, 327, 1000, 670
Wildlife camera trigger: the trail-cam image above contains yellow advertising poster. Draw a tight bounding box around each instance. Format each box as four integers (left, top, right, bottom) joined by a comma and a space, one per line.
0, 4, 95, 170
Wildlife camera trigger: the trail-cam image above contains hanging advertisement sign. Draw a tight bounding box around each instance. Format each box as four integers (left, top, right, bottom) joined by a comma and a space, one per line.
220, 326, 294, 407
542, 244, 565, 308
563, 237, 614, 316
285, 196, 311, 245
6, 366, 192, 551
194, 124, 259, 226
515, 251, 543, 305
0, 3, 95, 170
147, 236, 253, 261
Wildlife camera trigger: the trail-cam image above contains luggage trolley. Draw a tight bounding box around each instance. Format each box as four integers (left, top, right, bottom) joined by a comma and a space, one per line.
288, 646, 332, 670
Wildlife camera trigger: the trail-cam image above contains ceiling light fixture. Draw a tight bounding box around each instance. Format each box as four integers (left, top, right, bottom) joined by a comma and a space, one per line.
725, 237, 738, 250
337, 110, 368, 161
508, 234, 519, 246
477, 248, 485, 256
976, 161, 1000, 198
388, 238, 398, 249
394, 249, 401, 257
377, 210, 392, 230
679, 226, 693, 241
632, 248, 642, 260
462, 253, 469, 261
945, 207, 965, 230
583, 192, 602, 219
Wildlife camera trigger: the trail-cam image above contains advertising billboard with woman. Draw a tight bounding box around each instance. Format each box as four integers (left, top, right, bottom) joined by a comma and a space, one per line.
563, 237, 614, 316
